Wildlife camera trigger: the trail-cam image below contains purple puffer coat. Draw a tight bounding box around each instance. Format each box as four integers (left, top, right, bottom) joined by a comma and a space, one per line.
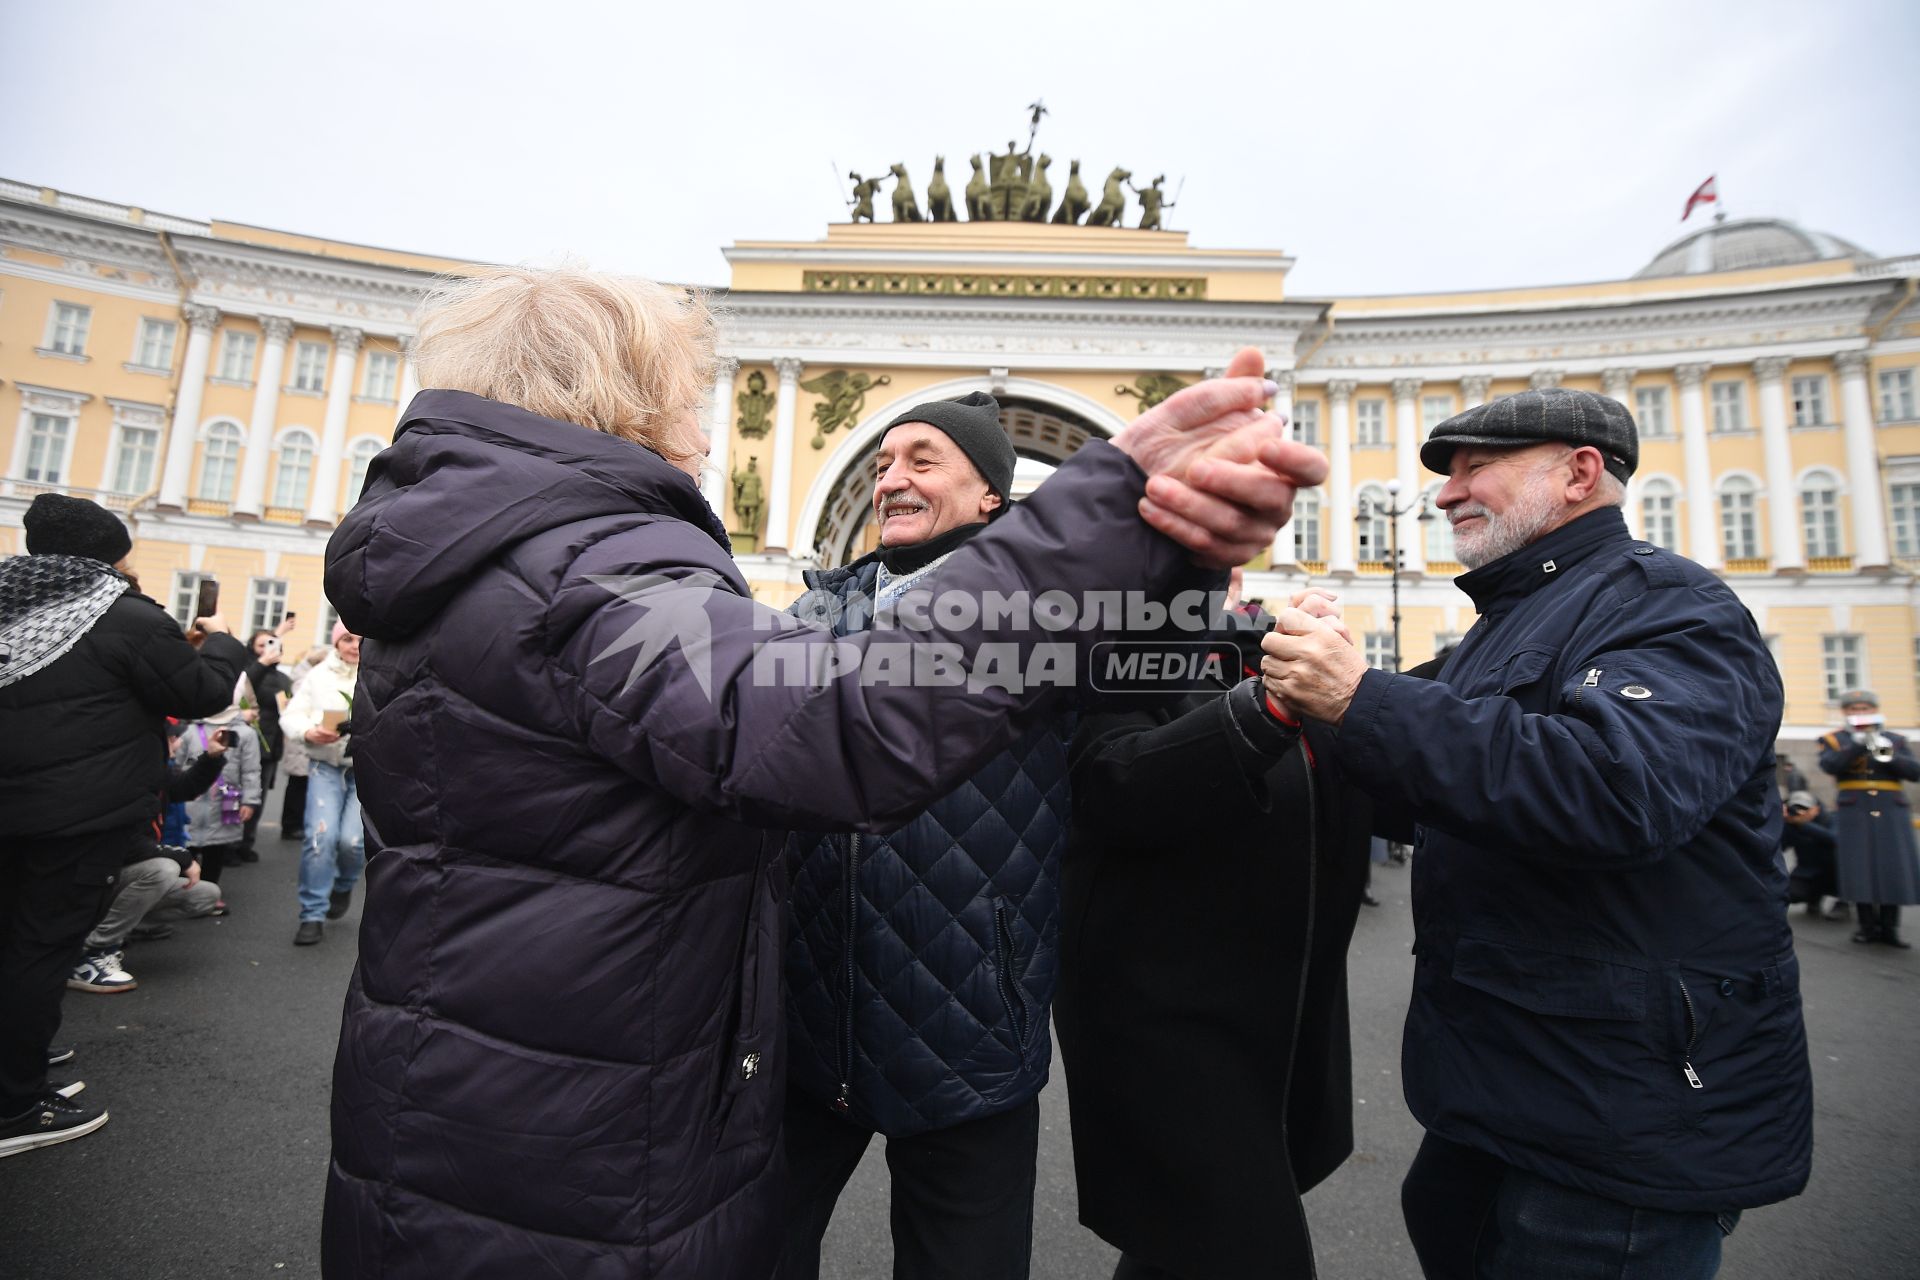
318, 389, 1197, 1278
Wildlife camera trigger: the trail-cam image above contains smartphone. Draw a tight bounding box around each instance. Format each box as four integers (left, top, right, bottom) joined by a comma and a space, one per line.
263, 637, 283, 657
216, 728, 239, 748
194, 578, 220, 623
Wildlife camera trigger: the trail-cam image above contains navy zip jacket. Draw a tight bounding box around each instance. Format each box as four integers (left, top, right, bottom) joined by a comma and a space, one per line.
1332, 506, 1812, 1211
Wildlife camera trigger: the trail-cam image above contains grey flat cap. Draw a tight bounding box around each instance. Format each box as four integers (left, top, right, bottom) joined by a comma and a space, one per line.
1838, 689, 1879, 707
1422, 388, 1638, 482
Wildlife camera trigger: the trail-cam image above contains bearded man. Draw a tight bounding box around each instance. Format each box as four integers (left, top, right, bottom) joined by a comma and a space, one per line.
1259, 388, 1811, 1279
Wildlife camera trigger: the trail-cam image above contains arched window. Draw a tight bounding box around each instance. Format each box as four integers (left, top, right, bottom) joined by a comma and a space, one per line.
1423, 484, 1453, 563
1292, 488, 1321, 562
1800, 471, 1844, 559
346, 438, 384, 507
197, 422, 243, 502
1356, 484, 1390, 564
1718, 475, 1761, 561
1640, 478, 1678, 550
272, 430, 316, 509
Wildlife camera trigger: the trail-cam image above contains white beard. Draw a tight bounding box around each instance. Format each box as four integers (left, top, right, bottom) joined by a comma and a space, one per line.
1451, 479, 1566, 570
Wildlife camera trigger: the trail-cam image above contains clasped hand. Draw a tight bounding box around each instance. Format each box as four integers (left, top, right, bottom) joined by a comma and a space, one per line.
1258, 589, 1369, 725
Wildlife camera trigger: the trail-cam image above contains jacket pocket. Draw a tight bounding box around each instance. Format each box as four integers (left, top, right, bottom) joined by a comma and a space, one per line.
714, 851, 783, 1152
993, 900, 1035, 1059
1452, 936, 1647, 1020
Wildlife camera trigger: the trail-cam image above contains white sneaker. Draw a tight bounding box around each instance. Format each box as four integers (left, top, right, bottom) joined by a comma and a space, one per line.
67, 950, 138, 993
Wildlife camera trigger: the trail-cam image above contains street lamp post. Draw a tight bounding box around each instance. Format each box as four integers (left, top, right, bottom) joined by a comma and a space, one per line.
1356, 478, 1433, 673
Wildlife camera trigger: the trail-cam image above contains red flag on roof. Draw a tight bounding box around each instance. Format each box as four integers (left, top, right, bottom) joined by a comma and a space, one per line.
1682, 176, 1718, 222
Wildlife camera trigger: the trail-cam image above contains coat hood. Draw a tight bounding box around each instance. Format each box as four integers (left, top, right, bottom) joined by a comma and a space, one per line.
324, 389, 730, 640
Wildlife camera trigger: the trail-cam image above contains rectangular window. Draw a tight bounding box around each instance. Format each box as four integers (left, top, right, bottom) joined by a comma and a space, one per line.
248, 579, 290, 634
48, 302, 91, 355
1292, 400, 1319, 448
171, 572, 214, 630
1642, 489, 1677, 550
1421, 395, 1453, 435
362, 350, 399, 401
1292, 491, 1321, 562
111, 424, 160, 493
1634, 386, 1671, 437
134, 318, 177, 370
292, 340, 328, 392
1892, 481, 1920, 558
1790, 375, 1828, 427
1822, 634, 1862, 704
1801, 488, 1843, 559
1710, 381, 1747, 433
1364, 631, 1395, 670
1720, 487, 1760, 560
23, 413, 72, 484
218, 330, 258, 382
1355, 399, 1386, 445
1881, 369, 1917, 422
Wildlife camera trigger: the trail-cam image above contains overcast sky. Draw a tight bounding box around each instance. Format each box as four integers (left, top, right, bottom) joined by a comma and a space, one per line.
4, 0, 1916, 297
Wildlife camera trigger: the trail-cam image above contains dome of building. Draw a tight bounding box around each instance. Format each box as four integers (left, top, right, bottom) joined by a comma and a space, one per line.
1635, 216, 1871, 279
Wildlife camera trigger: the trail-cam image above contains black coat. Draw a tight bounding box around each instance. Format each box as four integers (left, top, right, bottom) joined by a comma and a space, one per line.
1055, 676, 1372, 1278
0, 590, 247, 840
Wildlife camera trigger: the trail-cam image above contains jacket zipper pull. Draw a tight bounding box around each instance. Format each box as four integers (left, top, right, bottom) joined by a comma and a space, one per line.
1683, 1061, 1703, 1089
1583, 668, 1602, 688
833, 1083, 850, 1113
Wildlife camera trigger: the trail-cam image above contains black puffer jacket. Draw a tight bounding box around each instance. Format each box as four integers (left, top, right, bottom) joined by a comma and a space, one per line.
0, 583, 247, 840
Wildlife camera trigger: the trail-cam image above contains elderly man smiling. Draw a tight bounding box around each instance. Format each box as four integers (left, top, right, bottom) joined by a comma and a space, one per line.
1260, 388, 1811, 1280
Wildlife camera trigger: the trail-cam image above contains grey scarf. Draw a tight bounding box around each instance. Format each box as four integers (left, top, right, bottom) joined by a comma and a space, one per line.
0, 554, 130, 690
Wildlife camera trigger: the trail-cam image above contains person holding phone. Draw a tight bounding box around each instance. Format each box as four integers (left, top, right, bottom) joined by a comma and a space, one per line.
0, 494, 248, 1158
171, 705, 262, 894
235, 616, 298, 862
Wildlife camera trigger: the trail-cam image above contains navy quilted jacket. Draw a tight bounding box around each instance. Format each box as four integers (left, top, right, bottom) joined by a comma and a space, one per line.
318, 390, 1197, 1278
785, 550, 1070, 1137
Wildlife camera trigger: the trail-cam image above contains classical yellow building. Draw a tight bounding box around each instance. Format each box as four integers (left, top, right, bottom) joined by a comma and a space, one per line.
4, 176, 1917, 755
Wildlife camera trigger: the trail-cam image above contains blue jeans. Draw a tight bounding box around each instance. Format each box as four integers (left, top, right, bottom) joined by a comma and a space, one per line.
1403, 1132, 1738, 1280
297, 761, 365, 923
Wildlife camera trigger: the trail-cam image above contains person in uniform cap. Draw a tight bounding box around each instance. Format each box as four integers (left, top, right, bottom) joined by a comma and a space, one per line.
1257, 386, 1810, 1279
1819, 690, 1919, 947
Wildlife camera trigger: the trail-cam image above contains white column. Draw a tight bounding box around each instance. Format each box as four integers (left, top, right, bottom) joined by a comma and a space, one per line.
701, 356, 740, 519
1754, 357, 1802, 572
1460, 375, 1492, 410
156, 303, 220, 509
1392, 377, 1425, 574
1676, 363, 1720, 570
233, 316, 293, 518
1836, 350, 1890, 568
1268, 370, 1297, 568
306, 326, 363, 524
1327, 379, 1357, 573
764, 357, 804, 554
396, 335, 422, 423
1604, 369, 1640, 535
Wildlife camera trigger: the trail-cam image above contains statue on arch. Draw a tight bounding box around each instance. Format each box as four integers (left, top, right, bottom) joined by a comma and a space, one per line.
1085, 167, 1132, 227
1050, 160, 1090, 224
1019, 155, 1054, 222
800, 370, 894, 449
990, 140, 1030, 221
1130, 174, 1177, 231
847, 171, 888, 223
926, 157, 958, 222
964, 155, 993, 221
735, 369, 775, 439
1115, 372, 1190, 413
731, 456, 765, 542
889, 163, 924, 222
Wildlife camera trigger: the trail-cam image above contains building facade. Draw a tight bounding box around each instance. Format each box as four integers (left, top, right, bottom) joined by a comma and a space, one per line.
4, 177, 1917, 745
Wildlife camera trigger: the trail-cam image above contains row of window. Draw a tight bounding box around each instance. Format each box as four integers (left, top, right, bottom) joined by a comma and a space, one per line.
166, 572, 339, 644
40, 303, 403, 399
1281, 472, 1875, 564
17, 413, 382, 510
1284, 369, 1920, 444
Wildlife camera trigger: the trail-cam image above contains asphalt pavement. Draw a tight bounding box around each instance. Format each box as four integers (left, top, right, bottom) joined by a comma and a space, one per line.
4, 793, 1916, 1280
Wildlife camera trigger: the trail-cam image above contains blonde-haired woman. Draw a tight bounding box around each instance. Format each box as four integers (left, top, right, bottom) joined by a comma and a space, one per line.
321, 265, 1322, 1278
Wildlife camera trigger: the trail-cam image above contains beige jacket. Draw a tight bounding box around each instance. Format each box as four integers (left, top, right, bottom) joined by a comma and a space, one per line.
280, 651, 359, 769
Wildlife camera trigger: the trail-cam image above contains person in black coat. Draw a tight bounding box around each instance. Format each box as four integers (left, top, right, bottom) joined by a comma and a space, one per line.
1055, 605, 1373, 1279
0, 494, 247, 1158
1781, 790, 1843, 919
